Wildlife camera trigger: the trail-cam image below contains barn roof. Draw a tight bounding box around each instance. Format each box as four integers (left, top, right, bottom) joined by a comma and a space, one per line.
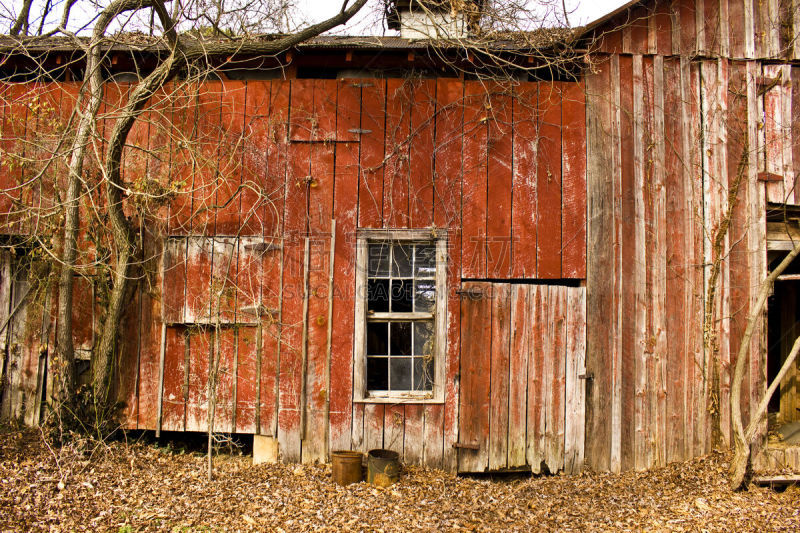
0, 28, 577, 55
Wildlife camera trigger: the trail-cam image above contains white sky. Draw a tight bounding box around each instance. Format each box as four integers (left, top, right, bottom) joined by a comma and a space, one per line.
28, 0, 633, 35
293, 0, 631, 33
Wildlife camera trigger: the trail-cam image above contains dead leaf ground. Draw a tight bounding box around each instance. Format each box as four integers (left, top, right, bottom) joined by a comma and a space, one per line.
1, 425, 798, 532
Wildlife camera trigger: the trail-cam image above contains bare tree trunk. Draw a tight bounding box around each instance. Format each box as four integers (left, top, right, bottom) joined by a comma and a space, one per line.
54, 0, 164, 407
730, 237, 800, 489
92, 39, 183, 403
53, 0, 368, 413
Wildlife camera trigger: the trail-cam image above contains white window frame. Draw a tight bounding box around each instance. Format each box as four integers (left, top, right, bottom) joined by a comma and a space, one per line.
353, 228, 447, 403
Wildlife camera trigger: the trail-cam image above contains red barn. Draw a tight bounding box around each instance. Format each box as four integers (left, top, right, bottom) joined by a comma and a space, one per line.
1, 0, 799, 474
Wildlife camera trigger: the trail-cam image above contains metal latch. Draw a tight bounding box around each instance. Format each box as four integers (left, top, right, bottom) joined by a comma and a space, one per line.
452, 442, 480, 450
455, 287, 485, 299
578, 372, 594, 381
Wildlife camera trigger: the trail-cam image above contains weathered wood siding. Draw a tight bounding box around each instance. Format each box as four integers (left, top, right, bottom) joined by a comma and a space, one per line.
0, 77, 588, 473
458, 282, 586, 474
591, 0, 800, 60
584, 53, 785, 471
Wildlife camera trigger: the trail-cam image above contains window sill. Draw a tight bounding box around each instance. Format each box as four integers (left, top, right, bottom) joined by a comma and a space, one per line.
354, 396, 445, 405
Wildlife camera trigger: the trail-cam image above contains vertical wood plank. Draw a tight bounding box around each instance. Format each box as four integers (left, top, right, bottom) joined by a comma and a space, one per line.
719, 0, 731, 56
358, 79, 386, 229
747, 61, 768, 449
462, 81, 487, 279
526, 285, 546, 472
652, 55, 668, 467
214, 327, 236, 433
457, 281, 492, 472
562, 82, 587, 280
160, 327, 187, 431
302, 140, 335, 463
703, 0, 721, 57
486, 84, 513, 279
384, 404, 405, 457
289, 79, 314, 142
763, 64, 788, 203
537, 82, 563, 279
185, 329, 213, 432
585, 58, 615, 472
329, 139, 358, 452
679, 0, 698, 55
403, 404, 424, 465
383, 78, 411, 228
235, 324, 258, 433
435, 78, 463, 471
564, 287, 587, 474
262, 80, 289, 437
488, 283, 511, 470
214, 81, 246, 235
511, 83, 538, 279
688, 60, 708, 457
423, 402, 445, 469
544, 285, 567, 473
278, 138, 309, 462
768, 0, 781, 57
239, 80, 269, 237
664, 56, 688, 463
507, 285, 529, 468
632, 54, 648, 470
409, 79, 436, 228
655, 0, 674, 55
190, 82, 223, 235
696, 0, 707, 54
363, 403, 385, 452
616, 54, 633, 472
728, 0, 746, 58
166, 82, 198, 236
779, 64, 794, 205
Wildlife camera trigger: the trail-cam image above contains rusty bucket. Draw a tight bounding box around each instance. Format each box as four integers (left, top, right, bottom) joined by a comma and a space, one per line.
367, 449, 400, 487
331, 450, 363, 485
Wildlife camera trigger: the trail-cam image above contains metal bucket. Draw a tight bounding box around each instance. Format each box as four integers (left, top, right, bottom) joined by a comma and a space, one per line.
331, 450, 363, 485
367, 449, 400, 487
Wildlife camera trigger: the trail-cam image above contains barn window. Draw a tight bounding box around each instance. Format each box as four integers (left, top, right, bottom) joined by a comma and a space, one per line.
354, 230, 447, 402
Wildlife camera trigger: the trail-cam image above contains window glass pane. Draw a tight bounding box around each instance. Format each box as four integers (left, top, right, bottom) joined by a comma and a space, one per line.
414, 280, 436, 313
367, 322, 388, 355
368, 279, 390, 312
413, 321, 433, 355
392, 244, 413, 277
390, 357, 412, 390
413, 356, 434, 391
367, 357, 388, 390
391, 279, 413, 312
390, 321, 412, 355
368, 243, 390, 277
414, 244, 436, 278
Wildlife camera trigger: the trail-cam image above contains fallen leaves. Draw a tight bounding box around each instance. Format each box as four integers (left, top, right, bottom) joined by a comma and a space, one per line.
0, 425, 799, 531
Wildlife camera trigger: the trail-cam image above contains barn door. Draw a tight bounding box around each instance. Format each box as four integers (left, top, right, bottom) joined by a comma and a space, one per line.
457, 282, 586, 474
